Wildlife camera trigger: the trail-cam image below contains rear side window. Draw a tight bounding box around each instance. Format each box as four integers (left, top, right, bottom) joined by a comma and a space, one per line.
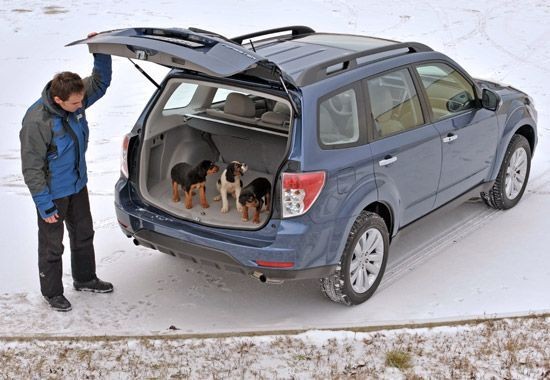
367, 68, 424, 139
319, 88, 360, 146
415, 63, 475, 121
163, 83, 199, 110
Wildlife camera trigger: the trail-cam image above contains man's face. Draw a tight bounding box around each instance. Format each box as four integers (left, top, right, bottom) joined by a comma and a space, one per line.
54, 92, 84, 113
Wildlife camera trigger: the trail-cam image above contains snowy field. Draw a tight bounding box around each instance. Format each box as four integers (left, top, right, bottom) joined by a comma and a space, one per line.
1, 0, 549, 378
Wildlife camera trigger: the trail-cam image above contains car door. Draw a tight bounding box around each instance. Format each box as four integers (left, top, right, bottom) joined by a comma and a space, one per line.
414, 62, 498, 207
365, 68, 442, 227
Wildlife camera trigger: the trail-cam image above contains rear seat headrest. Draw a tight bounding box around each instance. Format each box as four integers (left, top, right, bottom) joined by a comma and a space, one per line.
224, 93, 256, 117
273, 102, 290, 115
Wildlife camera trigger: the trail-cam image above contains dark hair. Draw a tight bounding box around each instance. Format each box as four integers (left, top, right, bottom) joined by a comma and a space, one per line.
50, 71, 84, 101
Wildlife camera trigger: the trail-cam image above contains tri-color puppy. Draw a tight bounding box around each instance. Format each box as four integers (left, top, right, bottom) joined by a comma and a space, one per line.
213, 161, 248, 213
170, 160, 219, 209
238, 177, 271, 224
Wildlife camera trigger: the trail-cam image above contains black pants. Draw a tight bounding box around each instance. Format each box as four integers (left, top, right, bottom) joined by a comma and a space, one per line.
37, 186, 96, 297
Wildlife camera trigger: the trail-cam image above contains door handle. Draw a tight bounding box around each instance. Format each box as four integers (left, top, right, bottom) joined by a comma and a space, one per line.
442, 133, 458, 143
379, 156, 397, 167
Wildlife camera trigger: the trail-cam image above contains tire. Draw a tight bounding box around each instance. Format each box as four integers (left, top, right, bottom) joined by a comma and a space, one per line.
482, 134, 531, 210
320, 211, 389, 306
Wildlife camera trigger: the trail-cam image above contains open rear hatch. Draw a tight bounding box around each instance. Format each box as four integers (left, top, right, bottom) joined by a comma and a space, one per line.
68, 27, 296, 84
69, 27, 296, 229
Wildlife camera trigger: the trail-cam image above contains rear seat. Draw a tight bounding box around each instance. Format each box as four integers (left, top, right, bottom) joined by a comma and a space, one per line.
257, 102, 291, 130
206, 93, 291, 132
206, 92, 259, 124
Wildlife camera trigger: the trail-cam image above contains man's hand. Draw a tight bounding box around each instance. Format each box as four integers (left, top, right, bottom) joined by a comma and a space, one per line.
44, 213, 59, 224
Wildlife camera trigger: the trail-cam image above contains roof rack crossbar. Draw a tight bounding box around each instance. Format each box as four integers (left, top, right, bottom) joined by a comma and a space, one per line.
232, 26, 315, 45
297, 41, 432, 86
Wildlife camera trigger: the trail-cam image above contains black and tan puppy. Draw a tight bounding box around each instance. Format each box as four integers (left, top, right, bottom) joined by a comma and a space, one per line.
171, 160, 219, 209
214, 161, 248, 213
238, 177, 271, 224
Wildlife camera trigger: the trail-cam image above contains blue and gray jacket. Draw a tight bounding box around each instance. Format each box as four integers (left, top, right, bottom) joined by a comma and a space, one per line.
20, 54, 112, 218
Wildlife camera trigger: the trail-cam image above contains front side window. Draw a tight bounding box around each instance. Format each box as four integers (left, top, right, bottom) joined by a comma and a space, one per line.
367, 68, 424, 139
319, 88, 360, 146
416, 63, 476, 121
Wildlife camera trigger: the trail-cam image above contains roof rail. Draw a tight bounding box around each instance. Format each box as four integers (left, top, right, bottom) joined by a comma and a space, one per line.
297, 41, 433, 86
231, 26, 315, 45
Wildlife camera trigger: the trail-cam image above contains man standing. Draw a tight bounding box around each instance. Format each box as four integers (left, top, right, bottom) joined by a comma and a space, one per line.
20, 33, 113, 312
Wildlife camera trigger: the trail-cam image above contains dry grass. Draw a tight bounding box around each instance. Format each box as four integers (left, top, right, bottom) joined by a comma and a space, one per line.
385, 349, 412, 370
0, 316, 548, 379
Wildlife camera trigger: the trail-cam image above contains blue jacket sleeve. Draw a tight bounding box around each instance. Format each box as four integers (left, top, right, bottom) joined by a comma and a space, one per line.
83, 53, 112, 109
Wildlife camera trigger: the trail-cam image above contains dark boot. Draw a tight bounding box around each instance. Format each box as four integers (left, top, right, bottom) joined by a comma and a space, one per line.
44, 295, 72, 312
73, 277, 114, 293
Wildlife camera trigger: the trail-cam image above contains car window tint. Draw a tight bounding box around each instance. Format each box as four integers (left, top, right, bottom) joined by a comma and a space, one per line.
367, 68, 424, 139
163, 83, 199, 110
319, 88, 360, 146
416, 63, 475, 121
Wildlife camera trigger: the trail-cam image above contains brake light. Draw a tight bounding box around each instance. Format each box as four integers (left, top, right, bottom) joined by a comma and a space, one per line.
282, 171, 326, 218
121, 134, 130, 178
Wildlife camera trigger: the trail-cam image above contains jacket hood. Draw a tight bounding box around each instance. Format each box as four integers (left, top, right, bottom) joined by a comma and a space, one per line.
41, 81, 68, 118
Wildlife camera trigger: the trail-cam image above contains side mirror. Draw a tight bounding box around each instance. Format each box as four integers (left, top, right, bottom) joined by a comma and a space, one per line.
481, 89, 500, 111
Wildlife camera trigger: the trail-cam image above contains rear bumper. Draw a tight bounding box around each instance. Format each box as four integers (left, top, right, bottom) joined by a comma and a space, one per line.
130, 228, 336, 281
115, 183, 339, 281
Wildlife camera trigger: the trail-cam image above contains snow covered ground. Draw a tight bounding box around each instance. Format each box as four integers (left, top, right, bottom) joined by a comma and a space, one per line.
1, 0, 549, 377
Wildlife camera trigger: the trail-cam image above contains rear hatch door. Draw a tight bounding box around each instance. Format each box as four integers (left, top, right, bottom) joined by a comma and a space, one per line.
68, 27, 286, 79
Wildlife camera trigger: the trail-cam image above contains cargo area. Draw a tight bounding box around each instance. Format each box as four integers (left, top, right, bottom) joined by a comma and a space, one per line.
137, 79, 292, 228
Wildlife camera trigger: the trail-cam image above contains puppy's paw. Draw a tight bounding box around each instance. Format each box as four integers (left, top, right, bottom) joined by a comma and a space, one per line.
201, 202, 210, 209
237, 205, 243, 213
220, 206, 229, 213
213, 195, 221, 201
241, 217, 249, 222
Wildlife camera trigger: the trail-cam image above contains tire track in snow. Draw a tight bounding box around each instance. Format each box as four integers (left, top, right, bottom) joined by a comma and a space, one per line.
380, 166, 550, 292
380, 206, 501, 292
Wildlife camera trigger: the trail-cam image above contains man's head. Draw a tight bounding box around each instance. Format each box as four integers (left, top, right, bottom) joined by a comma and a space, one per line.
50, 72, 84, 113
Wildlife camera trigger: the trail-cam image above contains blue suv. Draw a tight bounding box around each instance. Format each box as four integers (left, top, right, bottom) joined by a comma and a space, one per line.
71, 26, 537, 305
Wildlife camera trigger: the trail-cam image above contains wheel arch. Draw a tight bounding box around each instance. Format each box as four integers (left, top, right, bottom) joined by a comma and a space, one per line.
514, 124, 536, 155
491, 118, 537, 180
364, 201, 394, 241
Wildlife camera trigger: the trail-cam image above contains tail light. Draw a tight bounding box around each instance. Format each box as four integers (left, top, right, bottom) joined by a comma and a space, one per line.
282, 171, 326, 218
120, 134, 130, 178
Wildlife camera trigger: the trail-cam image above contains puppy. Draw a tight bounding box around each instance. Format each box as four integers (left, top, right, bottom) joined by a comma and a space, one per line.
214, 161, 248, 213
238, 178, 271, 224
170, 160, 219, 209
